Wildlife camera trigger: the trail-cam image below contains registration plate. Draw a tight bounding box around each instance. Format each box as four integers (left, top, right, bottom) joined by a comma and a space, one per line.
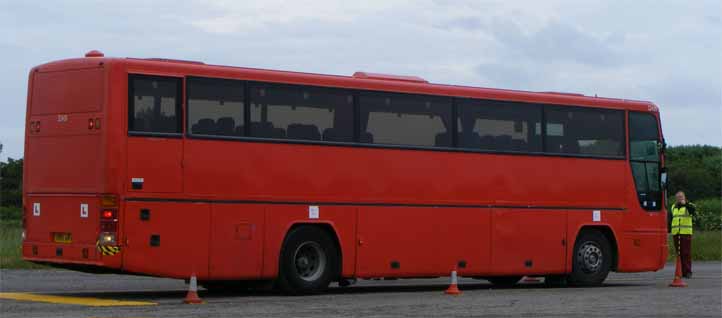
53, 232, 72, 244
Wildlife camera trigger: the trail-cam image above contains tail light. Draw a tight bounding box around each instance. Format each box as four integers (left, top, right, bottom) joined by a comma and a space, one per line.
98, 194, 119, 246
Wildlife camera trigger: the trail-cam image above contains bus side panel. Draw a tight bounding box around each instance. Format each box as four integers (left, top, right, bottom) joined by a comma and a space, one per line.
208, 204, 265, 279
127, 137, 183, 193
617, 231, 666, 272
261, 205, 357, 279
616, 165, 668, 272
491, 209, 567, 275
356, 207, 491, 277
122, 201, 210, 279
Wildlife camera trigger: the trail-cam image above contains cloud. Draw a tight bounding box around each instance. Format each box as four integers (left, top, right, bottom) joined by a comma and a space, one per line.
0, 1, 720, 161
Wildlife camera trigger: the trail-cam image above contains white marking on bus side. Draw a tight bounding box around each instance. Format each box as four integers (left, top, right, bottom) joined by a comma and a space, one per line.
593, 210, 601, 222
309, 206, 319, 219
80, 203, 89, 218
131, 177, 144, 183
33, 203, 40, 216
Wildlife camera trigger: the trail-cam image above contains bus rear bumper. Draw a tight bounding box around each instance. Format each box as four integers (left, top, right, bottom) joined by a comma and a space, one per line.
21, 241, 122, 269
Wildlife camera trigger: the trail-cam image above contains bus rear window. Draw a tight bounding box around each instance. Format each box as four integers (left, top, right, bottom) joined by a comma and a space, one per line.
32, 68, 104, 115
128, 75, 182, 134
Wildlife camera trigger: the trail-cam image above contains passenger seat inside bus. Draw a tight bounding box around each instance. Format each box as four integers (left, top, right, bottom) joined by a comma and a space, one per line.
479, 135, 495, 149
323, 128, 375, 143
322, 128, 352, 142
360, 132, 374, 143
287, 124, 321, 141
495, 135, 512, 150
250, 122, 286, 139
216, 117, 237, 136
192, 118, 217, 135
458, 132, 482, 148
434, 132, 452, 147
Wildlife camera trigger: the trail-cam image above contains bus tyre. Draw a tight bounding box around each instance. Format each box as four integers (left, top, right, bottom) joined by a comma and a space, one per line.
278, 226, 339, 294
487, 276, 522, 287
568, 229, 612, 287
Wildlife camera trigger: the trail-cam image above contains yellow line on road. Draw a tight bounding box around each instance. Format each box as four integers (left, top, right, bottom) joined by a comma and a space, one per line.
0, 292, 156, 306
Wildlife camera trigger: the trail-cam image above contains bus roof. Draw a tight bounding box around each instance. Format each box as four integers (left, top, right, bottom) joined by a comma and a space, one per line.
34, 51, 659, 113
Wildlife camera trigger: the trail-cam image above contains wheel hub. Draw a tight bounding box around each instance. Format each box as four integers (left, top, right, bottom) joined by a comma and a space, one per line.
578, 241, 603, 273
293, 241, 327, 282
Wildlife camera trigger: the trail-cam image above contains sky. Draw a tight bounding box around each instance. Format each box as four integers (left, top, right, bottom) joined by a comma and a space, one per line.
1, 0, 720, 161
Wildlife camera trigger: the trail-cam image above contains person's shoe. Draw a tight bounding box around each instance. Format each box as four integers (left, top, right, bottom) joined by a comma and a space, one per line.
683, 272, 692, 279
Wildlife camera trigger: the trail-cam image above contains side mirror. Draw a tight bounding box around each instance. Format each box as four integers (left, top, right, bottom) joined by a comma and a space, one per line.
658, 138, 667, 154
660, 167, 668, 188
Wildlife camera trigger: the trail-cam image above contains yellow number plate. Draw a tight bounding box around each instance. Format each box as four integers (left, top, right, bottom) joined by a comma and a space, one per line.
53, 233, 72, 244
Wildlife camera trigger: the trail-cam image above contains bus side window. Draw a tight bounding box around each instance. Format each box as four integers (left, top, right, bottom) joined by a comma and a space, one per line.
544, 107, 624, 157
249, 84, 354, 142
457, 99, 542, 152
129, 75, 182, 134
187, 77, 245, 137
359, 92, 452, 147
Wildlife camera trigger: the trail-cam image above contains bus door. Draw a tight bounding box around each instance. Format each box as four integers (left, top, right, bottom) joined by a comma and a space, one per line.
126, 75, 184, 193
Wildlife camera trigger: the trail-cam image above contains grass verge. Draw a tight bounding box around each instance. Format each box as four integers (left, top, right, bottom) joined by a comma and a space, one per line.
1, 220, 47, 269
667, 231, 721, 261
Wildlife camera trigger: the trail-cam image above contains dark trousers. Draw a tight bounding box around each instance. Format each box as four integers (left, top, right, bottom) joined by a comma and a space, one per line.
672, 234, 692, 275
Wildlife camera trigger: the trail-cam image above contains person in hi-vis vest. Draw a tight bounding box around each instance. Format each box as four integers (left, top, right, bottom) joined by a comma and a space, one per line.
668, 191, 696, 278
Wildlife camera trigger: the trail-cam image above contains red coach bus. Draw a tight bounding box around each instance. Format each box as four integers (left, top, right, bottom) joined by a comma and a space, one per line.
22, 50, 668, 293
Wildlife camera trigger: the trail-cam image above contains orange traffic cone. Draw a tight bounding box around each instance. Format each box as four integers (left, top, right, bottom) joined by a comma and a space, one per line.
184, 273, 205, 304
669, 255, 687, 288
522, 276, 541, 283
444, 267, 462, 295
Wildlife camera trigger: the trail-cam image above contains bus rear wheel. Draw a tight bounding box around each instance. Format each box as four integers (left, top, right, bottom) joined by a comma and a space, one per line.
278, 226, 339, 294
568, 229, 612, 286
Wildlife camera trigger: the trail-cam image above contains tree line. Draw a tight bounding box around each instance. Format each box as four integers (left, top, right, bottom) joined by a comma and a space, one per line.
665, 145, 721, 200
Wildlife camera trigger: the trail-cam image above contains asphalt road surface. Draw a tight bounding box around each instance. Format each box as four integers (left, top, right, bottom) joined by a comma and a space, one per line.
1, 262, 720, 318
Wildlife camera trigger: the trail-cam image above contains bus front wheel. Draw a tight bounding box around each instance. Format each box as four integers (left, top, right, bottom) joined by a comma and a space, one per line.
278, 226, 339, 294
568, 229, 612, 286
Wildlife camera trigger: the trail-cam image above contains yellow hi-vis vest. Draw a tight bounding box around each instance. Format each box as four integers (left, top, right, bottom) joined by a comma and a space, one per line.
671, 205, 693, 235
